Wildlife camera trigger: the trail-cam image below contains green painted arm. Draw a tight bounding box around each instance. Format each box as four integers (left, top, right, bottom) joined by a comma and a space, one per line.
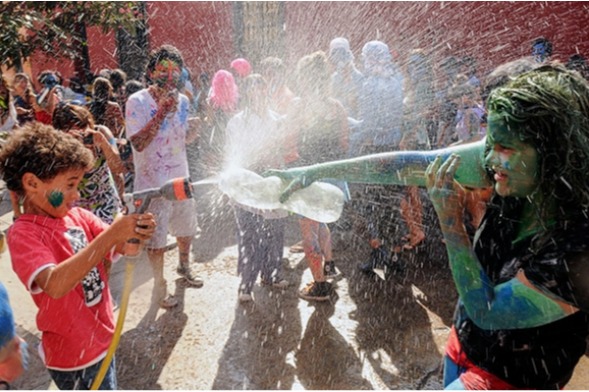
268, 140, 490, 202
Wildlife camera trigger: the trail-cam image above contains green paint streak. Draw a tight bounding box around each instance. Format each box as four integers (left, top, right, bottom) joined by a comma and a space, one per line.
48, 190, 64, 207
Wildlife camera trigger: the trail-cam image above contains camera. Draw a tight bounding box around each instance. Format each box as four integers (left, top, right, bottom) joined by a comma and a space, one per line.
41, 74, 58, 90
83, 133, 94, 145
118, 141, 132, 160
37, 74, 63, 106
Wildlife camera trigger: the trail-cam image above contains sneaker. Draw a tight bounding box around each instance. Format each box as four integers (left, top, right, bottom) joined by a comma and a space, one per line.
176, 265, 204, 288
238, 292, 253, 303
323, 261, 340, 279
299, 281, 332, 302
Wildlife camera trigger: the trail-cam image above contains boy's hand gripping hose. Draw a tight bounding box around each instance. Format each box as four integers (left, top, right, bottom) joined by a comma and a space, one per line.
91, 178, 193, 390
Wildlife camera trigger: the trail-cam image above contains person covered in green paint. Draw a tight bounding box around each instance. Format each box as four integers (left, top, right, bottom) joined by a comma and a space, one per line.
267, 63, 589, 389
0, 122, 156, 389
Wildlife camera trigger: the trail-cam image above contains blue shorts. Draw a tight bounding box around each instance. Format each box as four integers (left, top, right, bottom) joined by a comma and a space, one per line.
48, 356, 117, 390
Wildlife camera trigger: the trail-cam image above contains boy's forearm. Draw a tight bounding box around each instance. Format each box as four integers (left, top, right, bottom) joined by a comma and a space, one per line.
37, 230, 119, 298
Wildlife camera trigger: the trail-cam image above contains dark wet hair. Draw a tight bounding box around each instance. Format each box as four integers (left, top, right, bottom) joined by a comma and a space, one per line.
566, 54, 589, 79
481, 57, 539, 105
125, 79, 144, 98
92, 77, 113, 102
486, 63, 589, 217
109, 68, 127, 91
69, 77, 86, 94
0, 122, 93, 196
88, 77, 113, 125
532, 36, 553, 56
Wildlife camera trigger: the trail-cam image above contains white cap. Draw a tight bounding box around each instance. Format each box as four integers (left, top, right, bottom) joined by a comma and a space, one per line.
330, 37, 351, 53
362, 40, 392, 61
329, 37, 354, 64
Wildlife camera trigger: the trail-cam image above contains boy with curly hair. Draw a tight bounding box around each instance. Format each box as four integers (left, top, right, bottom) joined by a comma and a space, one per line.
0, 122, 156, 389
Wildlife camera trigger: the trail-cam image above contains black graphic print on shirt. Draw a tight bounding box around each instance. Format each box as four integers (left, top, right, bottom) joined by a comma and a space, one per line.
65, 227, 104, 307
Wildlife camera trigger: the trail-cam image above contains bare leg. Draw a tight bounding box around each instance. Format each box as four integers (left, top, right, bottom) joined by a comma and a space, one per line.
318, 223, 332, 262
177, 236, 192, 268
147, 248, 177, 308
407, 186, 425, 248
176, 236, 203, 287
299, 218, 325, 282
401, 186, 425, 249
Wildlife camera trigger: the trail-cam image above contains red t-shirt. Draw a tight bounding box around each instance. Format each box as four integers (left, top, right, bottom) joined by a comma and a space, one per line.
7, 208, 115, 371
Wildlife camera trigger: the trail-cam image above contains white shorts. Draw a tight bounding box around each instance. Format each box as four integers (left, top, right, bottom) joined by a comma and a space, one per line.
145, 197, 199, 249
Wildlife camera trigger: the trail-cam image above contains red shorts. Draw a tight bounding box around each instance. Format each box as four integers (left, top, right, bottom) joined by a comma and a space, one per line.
446, 326, 519, 390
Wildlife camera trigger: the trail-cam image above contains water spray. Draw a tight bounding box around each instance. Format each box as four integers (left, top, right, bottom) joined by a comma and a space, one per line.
91, 177, 194, 390
91, 171, 343, 388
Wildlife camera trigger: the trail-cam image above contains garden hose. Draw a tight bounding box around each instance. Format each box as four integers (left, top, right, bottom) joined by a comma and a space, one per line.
90, 260, 135, 390
91, 177, 194, 389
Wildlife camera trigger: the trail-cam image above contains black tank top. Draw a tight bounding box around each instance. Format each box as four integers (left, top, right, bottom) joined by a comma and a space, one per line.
456, 196, 589, 389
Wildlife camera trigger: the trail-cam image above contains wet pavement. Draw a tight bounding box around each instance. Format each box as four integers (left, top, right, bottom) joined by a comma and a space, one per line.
2, 184, 588, 389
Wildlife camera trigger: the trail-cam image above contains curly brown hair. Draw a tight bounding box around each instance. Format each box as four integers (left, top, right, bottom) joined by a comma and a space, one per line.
0, 122, 93, 196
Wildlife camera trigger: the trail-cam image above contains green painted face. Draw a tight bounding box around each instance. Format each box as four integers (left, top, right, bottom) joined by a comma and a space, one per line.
48, 190, 64, 208
484, 113, 539, 198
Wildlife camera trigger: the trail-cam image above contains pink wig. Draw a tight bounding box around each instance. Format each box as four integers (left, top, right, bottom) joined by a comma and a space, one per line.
208, 69, 238, 113
230, 58, 252, 78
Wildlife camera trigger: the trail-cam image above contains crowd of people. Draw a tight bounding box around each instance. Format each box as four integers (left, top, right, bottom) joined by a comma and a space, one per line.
1, 33, 589, 390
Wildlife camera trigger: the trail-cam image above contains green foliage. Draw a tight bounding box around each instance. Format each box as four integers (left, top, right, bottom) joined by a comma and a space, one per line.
0, 1, 142, 70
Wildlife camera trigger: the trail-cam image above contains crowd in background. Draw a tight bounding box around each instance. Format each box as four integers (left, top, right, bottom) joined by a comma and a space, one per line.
1, 34, 589, 307
2, 32, 589, 389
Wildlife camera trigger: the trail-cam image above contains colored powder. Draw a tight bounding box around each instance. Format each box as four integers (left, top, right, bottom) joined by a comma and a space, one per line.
48, 190, 64, 207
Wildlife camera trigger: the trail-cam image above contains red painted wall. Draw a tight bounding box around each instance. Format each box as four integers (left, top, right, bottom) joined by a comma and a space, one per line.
28, 25, 118, 90
283, 2, 589, 76
144, 1, 234, 77
28, 2, 234, 88
27, 1, 589, 87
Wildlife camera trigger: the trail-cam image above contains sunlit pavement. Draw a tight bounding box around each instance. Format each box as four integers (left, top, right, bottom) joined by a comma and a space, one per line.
1, 184, 589, 389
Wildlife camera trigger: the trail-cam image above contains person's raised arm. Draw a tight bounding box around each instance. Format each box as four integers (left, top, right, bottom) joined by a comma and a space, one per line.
128, 90, 177, 152
427, 154, 577, 330
268, 138, 489, 203
33, 213, 155, 298
93, 125, 126, 197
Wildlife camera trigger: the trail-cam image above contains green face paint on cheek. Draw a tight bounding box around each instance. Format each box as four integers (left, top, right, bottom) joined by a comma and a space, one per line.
48, 190, 64, 207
